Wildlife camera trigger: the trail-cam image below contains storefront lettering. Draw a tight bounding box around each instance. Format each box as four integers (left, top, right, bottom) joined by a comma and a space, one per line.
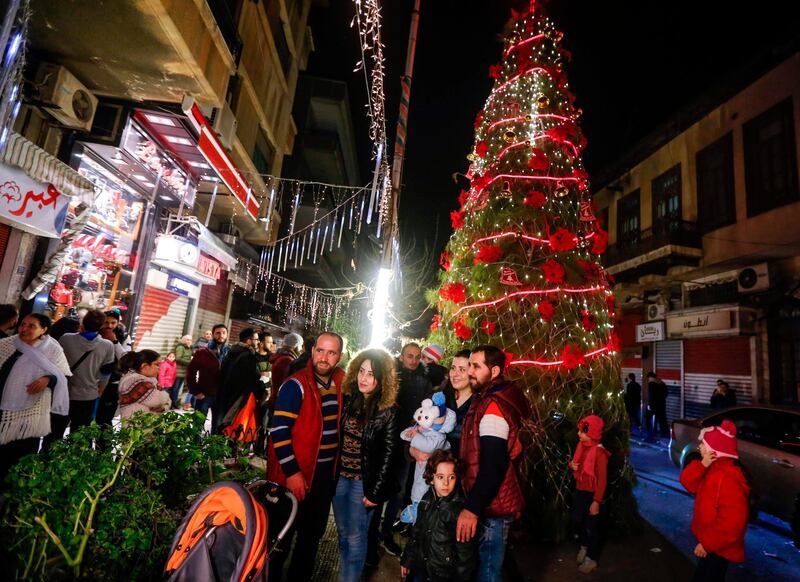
198, 256, 221, 280
73, 233, 130, 263
1, 181, 60, 217
636, 321, 665, 342
683, 315, 709, 329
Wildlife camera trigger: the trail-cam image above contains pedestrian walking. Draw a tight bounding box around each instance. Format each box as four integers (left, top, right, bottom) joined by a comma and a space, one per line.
333, 348, 400, 582
569, 415, 610, 574
443, 349, 473, 456
173, 334, 194, 410
216, 328, 264, 437
265, 332, 345, 582
624, 373, 642, 428
456, 345, 531, 582
0, 314, 70, 484
158, 351, 178, 407
94, 311, 128, 427
400, 449, 478, 582
185, 324, 229, 430
710, 380, 737, 410
194, 329, 212, 350
117, 350, 171, 418
270, 332, 303, 393
48, 310, 115, 446
288, 335, 315, 377
680, 420, 750, 581
646, 371, 668, 438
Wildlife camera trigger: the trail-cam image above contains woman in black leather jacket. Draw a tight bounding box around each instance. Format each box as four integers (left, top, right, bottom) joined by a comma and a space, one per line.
401, 449, 478, 581
333, 348, 399, 582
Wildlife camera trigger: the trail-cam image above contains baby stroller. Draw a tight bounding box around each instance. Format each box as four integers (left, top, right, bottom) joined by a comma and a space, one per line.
165, 479, 298, 581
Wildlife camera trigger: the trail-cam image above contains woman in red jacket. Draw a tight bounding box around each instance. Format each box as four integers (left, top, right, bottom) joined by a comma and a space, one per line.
680, 419, 750, 581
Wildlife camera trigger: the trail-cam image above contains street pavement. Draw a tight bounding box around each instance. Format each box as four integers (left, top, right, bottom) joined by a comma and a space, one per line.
630, 434, 800, 581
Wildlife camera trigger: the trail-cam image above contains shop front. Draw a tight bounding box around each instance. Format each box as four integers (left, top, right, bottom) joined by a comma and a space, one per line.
665, 304, 757, 419
0, 132, 95, 305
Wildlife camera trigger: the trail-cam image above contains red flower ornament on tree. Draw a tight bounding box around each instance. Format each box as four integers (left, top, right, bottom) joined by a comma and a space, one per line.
439, 282, 466, 304
454, 318, 472, 340
481, 320, 497, 335
474, 110, 484, 130
541, 259, 566, 284
561, 344, 585, 369
489, 64, 502, 79
458, 189, 470, 207
607, 331, 621, 353
549, 227, 577, 252
538, 301, 555, 321
450, 211, 465, 229
580, 310, 597, 332
475, 141, 488, 158
577, 258, 601, 281
523, 190, 547, 208
528, 148, 549, 171
474, 244, 503, 264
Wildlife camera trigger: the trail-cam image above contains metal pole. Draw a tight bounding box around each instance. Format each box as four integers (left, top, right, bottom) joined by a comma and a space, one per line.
383, 0, 421, 266
205, 180, 219, 227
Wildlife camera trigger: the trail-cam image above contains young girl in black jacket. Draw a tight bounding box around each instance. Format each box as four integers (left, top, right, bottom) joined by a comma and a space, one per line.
401, 449, 478, 581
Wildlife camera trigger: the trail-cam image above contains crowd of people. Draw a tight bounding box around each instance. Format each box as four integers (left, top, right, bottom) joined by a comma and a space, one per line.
0, 303, 752, 581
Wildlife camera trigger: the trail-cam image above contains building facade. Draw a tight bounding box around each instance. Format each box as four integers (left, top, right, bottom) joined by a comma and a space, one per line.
0, 0, 314, 350
596, 50, 800, 420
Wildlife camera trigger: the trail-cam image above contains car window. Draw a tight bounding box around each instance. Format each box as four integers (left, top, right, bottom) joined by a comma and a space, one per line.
777, 413, 800, 456
705, 408, 781, 448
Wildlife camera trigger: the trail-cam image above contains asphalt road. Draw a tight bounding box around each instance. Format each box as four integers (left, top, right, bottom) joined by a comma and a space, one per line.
630, 438, 800, 581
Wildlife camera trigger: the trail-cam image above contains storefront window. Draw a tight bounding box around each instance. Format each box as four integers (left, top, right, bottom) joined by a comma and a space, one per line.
48, 145, 145, 318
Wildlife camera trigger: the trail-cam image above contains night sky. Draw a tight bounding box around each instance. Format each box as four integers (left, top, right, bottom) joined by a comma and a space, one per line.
306, 0, 798, 268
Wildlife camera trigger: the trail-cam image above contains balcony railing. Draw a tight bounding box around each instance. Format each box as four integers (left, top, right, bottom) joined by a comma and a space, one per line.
207, 0, 244, 64
604, 220, 702, 268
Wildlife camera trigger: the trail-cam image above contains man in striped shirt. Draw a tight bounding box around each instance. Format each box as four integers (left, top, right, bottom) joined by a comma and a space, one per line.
266, 332, 345, 582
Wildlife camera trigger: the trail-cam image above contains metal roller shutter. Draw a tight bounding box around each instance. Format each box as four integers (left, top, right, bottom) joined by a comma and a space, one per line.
134, 286, 190, 355
655, 340, 683, 423
684, 337, 752, 419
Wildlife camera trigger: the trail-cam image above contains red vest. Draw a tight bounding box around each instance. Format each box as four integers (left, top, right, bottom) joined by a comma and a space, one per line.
266, 360, 345, 486
460, 380, 531, 518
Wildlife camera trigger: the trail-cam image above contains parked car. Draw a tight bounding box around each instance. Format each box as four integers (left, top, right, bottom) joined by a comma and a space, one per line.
669, 405, 800, 542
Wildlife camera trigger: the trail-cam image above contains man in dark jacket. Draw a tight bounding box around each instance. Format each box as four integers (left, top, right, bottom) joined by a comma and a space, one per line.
0, 304, 18, 338
268, 332, 303, 407
646, 371, 669, 438
456, 345, 531, 582
623, 373, 642, 428
287, 335, 315, 377
186, 324, 229, 430
215, 327, 265, 434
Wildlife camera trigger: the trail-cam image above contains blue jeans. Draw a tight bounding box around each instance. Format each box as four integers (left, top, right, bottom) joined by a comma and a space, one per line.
478, 516, 512, 582
194, 395, 214, 417
332, 477, 373, 582
168, 377, 184, 406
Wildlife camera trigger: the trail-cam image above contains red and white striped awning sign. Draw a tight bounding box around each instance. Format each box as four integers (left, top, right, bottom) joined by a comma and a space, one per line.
181, 99, 259, 221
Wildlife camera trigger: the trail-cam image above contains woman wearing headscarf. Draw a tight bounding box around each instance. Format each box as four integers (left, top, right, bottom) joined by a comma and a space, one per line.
0, 314, 70, 482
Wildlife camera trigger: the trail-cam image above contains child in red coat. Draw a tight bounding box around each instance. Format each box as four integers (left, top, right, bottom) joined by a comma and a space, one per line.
158, 351, 179, 408
569, 414, 610, 574
680, 419, 750, 581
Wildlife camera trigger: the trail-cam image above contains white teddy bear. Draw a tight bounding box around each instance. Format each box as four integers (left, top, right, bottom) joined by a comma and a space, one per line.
399, 391, 456, 523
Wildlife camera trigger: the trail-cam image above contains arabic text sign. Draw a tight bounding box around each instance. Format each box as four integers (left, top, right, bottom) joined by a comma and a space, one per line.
636, 321, 665, 343
666, 310, 734, 337
0, 163, 69, 238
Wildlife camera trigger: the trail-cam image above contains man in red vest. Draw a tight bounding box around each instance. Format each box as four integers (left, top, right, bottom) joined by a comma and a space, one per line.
266, 332, 344, 582
456, 344, 531, 582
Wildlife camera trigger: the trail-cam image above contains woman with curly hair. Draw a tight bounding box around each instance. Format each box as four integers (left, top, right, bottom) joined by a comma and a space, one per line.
333, 348, 400, 582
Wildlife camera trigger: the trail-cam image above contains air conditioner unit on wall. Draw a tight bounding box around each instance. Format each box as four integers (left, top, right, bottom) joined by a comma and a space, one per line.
211, 101, 237, 150
647, 304, 667, 321
737, 263, 770, 294
35, 63, 98, 131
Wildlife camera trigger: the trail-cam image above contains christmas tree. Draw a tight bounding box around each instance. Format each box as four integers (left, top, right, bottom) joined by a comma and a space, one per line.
429, 2, 635, 538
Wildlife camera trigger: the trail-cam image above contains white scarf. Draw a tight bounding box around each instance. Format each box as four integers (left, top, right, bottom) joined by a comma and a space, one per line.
0, 335, 71, 415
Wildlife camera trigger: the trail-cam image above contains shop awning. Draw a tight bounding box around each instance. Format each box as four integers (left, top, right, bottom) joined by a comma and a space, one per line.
182, 100, 259, 221
195, 222, 237, 270
1, 132, 95, 199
